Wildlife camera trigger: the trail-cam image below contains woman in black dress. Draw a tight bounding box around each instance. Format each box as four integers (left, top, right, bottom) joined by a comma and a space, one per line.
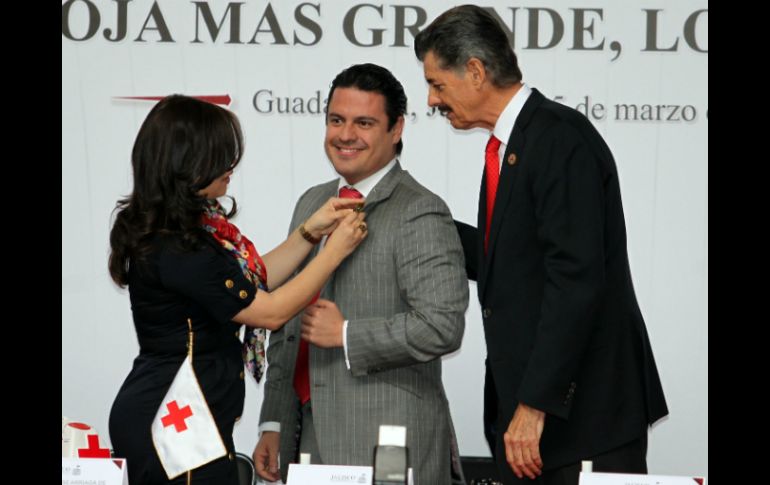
108, 95, 367, 484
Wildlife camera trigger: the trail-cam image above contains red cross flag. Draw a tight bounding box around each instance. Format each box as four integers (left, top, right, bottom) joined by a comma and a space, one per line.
151, 355, 227, 479
78, 434, 111, 458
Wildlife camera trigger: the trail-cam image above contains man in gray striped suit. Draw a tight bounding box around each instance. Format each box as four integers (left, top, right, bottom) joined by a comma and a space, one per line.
254, 64, 469, 484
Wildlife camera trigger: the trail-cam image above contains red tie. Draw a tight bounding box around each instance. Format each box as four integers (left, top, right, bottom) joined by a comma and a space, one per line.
338, 186, 363, 200
484, 135, 501, 251
293, 186, 363, 405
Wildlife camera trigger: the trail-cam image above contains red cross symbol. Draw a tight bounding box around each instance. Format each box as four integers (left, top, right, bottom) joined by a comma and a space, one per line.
160, 400, 193, 432
78, 434, 111, 458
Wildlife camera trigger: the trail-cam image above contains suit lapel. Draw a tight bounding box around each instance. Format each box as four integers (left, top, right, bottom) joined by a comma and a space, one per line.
307, 181, 339, 297
479, 89, 546, 301
314, 164, 403, 297
484, 132, 523, 268
362, 161, 404, 210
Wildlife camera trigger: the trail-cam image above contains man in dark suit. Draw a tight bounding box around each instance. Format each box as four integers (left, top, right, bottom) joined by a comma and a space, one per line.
414, 6, 669, 484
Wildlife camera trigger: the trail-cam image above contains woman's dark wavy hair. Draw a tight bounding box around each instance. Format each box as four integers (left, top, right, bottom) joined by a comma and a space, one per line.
109, 94, 244, 287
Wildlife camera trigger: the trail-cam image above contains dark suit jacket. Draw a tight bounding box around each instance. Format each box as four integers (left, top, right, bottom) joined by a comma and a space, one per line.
457, 88, 668, 474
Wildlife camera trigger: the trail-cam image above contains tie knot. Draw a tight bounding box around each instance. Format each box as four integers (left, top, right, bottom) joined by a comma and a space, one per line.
486, 135, 502, 155
339, 186, 363, 199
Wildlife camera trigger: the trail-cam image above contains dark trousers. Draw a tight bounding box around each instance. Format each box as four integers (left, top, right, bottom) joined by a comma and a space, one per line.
497, 434, 648, 485
298, 401, 322, 464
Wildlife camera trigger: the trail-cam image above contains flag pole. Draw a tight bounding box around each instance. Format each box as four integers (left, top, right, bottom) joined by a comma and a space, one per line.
187, 318, 194, 357
186, 317, 193, 485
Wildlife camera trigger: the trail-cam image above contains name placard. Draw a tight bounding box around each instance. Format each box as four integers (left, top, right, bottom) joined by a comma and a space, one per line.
61, 457, 128, 485
580, 472, 706, 485
287, 464, 414, 485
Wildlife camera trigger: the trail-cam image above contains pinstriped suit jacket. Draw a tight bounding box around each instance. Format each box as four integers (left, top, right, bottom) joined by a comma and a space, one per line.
259, 163, 469, 484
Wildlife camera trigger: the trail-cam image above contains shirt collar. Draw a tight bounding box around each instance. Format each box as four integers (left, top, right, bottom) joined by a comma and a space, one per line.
492, 83, 532, 145
337, 157, 398, 197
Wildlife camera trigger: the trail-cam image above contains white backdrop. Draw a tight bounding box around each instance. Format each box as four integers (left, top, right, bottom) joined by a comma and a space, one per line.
62, 0, 708, 478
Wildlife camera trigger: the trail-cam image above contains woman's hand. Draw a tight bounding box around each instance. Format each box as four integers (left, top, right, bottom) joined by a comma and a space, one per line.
323, 211, 368, 261
304, 197, 365, 239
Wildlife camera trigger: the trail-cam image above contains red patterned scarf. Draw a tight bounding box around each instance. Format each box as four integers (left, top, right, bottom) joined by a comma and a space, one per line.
201, 200, 266, 383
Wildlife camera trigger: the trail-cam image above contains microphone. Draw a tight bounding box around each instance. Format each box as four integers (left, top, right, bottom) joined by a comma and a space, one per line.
373, 425, 408, 485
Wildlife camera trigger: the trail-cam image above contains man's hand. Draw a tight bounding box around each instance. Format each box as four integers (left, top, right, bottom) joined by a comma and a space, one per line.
503, 403, 545, 479
301, 299, 345, 348
253, 431, 280, 482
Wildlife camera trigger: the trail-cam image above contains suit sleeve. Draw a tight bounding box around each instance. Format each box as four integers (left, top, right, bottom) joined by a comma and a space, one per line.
346, 195, 469, 376
516, 121, 608, 419
455, 220, 479, 281
159, 242, 255, 325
